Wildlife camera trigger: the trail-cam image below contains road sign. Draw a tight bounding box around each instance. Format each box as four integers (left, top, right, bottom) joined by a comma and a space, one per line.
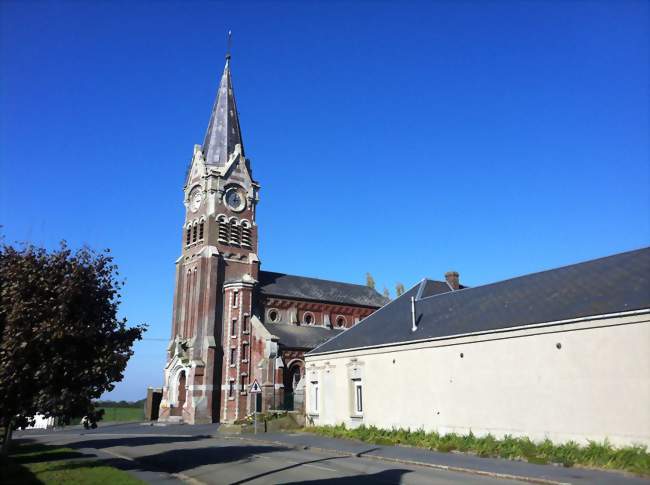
249, 379, 261, 393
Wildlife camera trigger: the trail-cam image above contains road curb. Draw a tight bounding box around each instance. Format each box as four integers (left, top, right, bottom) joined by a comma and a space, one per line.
220, 434, 569, 485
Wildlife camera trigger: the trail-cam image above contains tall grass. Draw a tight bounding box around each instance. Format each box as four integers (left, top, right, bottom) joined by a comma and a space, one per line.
310, 424, 650, 476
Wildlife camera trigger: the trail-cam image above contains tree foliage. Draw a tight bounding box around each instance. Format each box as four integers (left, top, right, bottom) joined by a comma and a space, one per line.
365, 272, 375, 290
0, 241, 145, 450
395, 283, 405, 297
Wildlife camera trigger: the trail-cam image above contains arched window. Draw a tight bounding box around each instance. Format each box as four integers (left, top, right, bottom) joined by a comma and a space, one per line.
303, 312, 314, 325
192, 223, 198, 243
198, 220, 205, 240
241, 220, 252, 249
185, 226, 191, 246
217, 215, 229, 244
229, 218, 240, 246
336, 316, 347, 328
267, 309, 280, 323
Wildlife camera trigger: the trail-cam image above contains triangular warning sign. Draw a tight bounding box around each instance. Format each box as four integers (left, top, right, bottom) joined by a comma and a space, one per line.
249, 379, 262, 393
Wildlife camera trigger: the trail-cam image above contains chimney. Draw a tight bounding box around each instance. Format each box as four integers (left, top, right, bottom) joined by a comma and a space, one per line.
445, 271, 460, 290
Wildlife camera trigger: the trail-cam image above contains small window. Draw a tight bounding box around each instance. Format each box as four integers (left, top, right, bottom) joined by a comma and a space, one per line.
232, 291, 239, 308
185, 226, 191, 245
354, 379, 363, 414
303, 312, 314, 325
192, 224, 198, 242
230, 347, 236, 365
199, 221, 204, 240
231, 318, 237, 337
311, 381, 319, 413
228, 379, 235, 398
240, 374, 248, 393
336, 316, 346, 328
268, 309, 279, 323
242, 314, 249, 333
241, 343, 249, 362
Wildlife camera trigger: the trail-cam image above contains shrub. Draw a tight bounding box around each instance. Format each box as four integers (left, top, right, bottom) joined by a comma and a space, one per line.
307, 425, 649, 476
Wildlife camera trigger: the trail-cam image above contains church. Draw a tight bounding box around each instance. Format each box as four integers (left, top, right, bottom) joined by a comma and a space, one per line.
157, 53, 391, 424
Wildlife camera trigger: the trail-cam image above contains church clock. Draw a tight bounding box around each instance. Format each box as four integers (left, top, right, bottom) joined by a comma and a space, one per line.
224, 186, 246, 212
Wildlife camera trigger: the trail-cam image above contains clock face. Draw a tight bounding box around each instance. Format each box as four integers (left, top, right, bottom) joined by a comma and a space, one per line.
224, 187, 246, 212
190, 189, 202, 212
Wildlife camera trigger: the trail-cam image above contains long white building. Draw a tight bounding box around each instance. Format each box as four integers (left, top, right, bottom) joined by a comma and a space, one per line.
305, 248, 650, 447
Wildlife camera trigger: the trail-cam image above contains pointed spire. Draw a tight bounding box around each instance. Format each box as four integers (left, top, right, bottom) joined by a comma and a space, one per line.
202, 37, 244, 167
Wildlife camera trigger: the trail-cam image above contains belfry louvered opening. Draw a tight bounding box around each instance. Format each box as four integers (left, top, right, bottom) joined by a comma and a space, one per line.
217, 215, 229, 243
241, 221, 252, 249
229, 219, 241, 246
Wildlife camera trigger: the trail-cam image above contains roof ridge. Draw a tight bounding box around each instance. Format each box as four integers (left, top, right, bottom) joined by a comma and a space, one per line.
259, 269, 384, 293
418, 246, 650, 303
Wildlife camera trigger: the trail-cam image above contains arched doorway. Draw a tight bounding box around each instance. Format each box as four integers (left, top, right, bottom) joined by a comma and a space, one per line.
283, 361, 303, 410
171, 370, 186, 417
178, 371, 186, 407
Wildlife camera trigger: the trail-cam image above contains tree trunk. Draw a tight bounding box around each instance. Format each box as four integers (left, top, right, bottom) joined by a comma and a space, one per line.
1, 420, 14, 457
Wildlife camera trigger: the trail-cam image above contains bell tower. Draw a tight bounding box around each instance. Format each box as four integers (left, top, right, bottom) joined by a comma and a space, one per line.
159, 49, 260, 424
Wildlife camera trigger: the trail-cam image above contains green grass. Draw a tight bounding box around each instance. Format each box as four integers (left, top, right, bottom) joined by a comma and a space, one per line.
309, 424, 650, 476
0, 443, 144, 484
97, 406, 144, 422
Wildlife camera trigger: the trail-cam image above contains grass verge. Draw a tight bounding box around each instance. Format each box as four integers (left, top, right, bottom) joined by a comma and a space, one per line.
309, 424, 650, 476
0, 443, 144, 484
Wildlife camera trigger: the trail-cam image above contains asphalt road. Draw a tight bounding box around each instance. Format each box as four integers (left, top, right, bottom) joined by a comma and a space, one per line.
16, 423, 523, 484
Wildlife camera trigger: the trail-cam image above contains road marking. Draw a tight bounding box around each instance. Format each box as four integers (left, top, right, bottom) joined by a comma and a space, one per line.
303, 463, 337, 472
279, 459, 336, 472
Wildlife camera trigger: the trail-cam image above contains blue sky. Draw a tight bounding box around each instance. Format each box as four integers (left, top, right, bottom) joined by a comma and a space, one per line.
1, 1, 648, 401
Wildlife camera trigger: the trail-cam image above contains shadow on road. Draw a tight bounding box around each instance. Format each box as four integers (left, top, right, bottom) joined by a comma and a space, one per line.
279, 468, 411, 484
65, 435, 210, 450
229, 452, 411, 485
137, 444, 293, 473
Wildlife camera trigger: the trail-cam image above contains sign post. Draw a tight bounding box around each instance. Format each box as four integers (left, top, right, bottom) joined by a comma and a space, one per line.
249, 379, 262, 434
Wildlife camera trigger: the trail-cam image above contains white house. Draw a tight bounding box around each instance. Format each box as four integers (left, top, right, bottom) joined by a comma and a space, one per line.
305, 247, 650, 447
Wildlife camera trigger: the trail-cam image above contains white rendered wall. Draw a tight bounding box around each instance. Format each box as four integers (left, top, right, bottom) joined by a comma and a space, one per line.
305, 312, 650, 447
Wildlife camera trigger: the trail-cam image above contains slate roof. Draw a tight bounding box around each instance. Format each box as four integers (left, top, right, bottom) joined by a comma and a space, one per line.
309, 247, 650, 355
262, 322, 345, 349
202, 57, 244, 167
258, 271, 389, 308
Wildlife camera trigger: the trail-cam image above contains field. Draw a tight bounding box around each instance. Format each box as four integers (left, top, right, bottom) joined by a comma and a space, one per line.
98, 407, 144, 422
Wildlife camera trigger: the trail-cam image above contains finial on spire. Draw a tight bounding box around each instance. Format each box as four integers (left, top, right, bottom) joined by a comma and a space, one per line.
225, 30, 232, 60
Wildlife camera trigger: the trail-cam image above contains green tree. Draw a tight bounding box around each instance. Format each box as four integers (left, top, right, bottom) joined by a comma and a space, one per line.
365, 272, 375, 289
0, 241, 145, 455
395, 282, 405, 297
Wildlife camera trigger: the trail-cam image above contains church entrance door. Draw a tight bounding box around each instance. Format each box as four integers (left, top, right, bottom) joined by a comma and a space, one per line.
171, 370, 186, 417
